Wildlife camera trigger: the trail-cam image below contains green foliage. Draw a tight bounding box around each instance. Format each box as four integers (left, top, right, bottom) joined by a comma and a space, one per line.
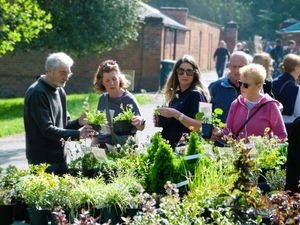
265, 169, 286, 192
186, 131, 203, 156
149, 0, 300, 40
86, 111, 106, 126
0, 97, 24, 137
23, 0, 140, 56
185, 131, 204, 175
113, 104, 135, 122
149, 142, 179, 194
0, 165, 29, 204
17, 164, 75, 210
147, 132, 164, 164
230, 148, 262, 224
249, 135, 287, 170
0, 0, 52, 56
195, 108, 224, 128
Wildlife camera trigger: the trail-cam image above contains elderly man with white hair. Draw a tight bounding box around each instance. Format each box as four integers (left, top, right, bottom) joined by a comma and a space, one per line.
24, 52, 94, 175
209, 51, 250, 122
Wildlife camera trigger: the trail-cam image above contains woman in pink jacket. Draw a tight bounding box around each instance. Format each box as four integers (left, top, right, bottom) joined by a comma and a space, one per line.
225, 63, 287, 140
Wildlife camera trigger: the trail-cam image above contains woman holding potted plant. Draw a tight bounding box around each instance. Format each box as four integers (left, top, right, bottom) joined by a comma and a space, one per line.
225, 63, 287, 140
157, 55, 210, 149
92, 60, 145, 147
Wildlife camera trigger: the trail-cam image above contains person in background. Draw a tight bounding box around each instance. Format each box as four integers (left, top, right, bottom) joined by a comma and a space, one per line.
264, 41, 274, 54
283, 40, 297, 56
24, 52, 93, 175
272, 54, 300, 123
213, 40, 231, 78
92, 60, 145, 146
158, 55, 209, 149
253, 53, 274, 97
225, 63, 287, 140
234, 42, 243, 52
209, 51, 249, 122
270, 39, 284, 78
241, 41, 251, 54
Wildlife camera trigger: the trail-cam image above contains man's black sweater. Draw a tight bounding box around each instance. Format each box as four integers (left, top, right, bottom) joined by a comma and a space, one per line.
24, 77, 81, 164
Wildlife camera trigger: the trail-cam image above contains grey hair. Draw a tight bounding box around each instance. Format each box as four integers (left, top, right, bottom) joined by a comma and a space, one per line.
45, 52, 74, 71
230, 51, 251, 64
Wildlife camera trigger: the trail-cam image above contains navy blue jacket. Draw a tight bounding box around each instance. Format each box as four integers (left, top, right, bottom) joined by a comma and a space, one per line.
272, 72, 298, 116
209, 76, 240, 123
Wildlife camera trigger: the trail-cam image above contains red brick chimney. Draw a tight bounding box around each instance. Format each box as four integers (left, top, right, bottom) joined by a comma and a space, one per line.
160, 7, 188, 25
224, 21, 238, 53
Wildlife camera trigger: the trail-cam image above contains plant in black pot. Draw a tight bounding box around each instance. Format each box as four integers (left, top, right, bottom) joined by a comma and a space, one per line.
195, 108, 224, 139
153, 106, 169, 127
0, 165, 29, 225
86, 110, 107, 132
113, 104, 136, 135
17, 164, 75, 225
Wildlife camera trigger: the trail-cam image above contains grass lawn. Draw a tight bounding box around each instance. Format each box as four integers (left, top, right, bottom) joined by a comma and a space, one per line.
0, 92, 153, 138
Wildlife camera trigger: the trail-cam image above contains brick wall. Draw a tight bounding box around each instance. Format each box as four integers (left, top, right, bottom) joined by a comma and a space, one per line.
0, 7, 222, 97
180, 16, 221, 71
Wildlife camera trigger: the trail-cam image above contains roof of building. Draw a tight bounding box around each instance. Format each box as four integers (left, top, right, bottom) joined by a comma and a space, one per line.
138, 2, 189, 31
277, 22, 300, 34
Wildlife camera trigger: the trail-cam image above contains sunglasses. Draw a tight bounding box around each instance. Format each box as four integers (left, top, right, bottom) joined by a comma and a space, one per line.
238, 80, 251, 89
177, 68, 194, 76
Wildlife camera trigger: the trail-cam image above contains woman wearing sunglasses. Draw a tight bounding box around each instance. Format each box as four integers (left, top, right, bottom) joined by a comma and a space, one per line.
225, 63, 287, 140
157, 55, 210, 148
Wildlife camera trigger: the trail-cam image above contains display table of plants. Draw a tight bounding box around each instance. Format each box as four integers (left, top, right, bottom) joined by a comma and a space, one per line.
1, 129, 298, 225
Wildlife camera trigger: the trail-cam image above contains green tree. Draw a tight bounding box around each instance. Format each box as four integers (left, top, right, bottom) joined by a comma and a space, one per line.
0, 0, 52, 56
24, 0, 141, 56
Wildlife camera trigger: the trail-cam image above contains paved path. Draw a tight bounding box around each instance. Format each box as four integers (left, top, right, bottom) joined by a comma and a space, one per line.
0, 70, 218, 170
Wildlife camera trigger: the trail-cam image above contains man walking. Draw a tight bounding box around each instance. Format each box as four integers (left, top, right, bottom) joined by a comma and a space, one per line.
24, 52, 93, 175
209, 51, 249, 122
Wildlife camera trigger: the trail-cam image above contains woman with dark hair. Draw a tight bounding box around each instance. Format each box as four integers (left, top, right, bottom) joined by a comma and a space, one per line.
157, 55, 210, 148
92, 60, 145, 146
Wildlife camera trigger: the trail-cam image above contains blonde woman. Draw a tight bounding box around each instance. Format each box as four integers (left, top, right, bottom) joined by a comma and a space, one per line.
158, 55, 210, 148
253, 52, 274, 97
226, 63, 286, 139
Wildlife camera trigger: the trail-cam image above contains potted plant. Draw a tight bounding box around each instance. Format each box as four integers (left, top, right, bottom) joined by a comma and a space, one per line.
113, 104, 136, 135
86, 110, 107, 132
195, 108, 224, 139
0, 165, 30, 225
17, 164, 75, 225
153, 106, 169, 127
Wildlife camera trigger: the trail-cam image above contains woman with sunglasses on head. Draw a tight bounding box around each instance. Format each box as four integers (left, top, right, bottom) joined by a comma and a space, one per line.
91, 60, 145, 147
157, 55, 210, 148
225, 63, 286, 140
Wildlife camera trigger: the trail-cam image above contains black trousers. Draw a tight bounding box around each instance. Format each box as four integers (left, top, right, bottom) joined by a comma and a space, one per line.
285, 119, 300, 193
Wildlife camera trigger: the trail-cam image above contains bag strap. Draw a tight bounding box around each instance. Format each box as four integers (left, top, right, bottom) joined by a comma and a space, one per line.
105, 94, 114, 132
235, 102, 270, 137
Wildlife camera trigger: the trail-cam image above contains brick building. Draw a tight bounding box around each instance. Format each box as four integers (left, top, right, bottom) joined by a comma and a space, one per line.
0, 3, 225, 97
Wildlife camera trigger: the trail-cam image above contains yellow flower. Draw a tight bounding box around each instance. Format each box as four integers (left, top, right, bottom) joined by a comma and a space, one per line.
264, 127, 270, 133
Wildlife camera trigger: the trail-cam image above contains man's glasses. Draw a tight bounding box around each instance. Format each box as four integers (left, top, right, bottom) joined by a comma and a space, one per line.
238, 80, 250, 89
177, 68, 194, 76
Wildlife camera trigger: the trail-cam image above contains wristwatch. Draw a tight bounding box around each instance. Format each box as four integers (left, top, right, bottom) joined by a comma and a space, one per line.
177, 113, 184, 122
